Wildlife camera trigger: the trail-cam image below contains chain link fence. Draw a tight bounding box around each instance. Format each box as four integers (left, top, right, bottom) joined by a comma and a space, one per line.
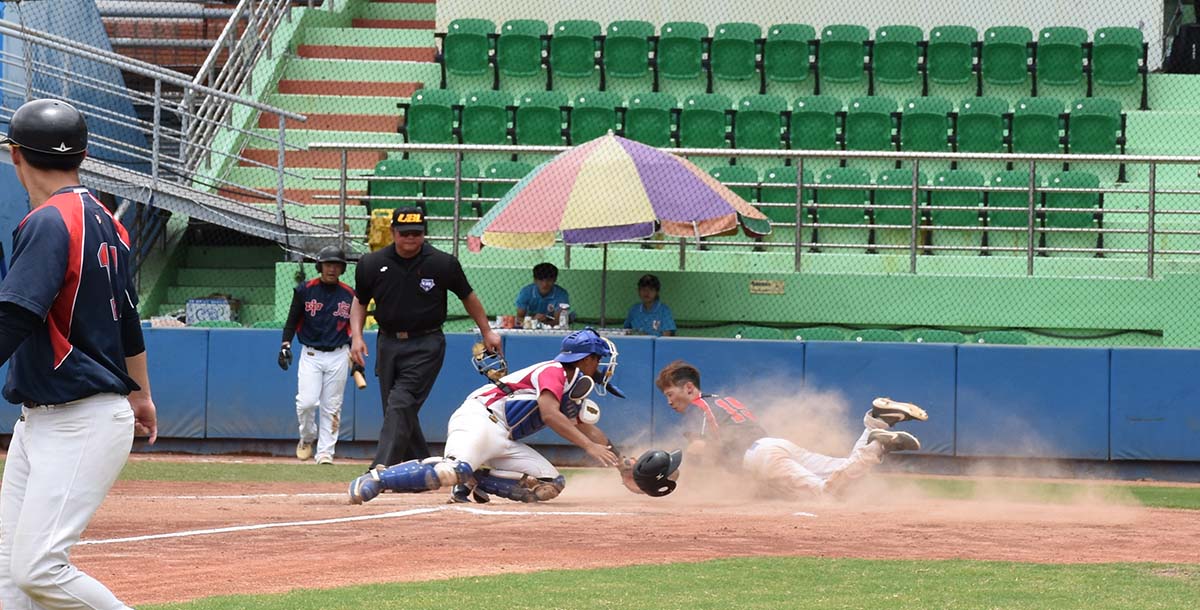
8, 0, 1200, 346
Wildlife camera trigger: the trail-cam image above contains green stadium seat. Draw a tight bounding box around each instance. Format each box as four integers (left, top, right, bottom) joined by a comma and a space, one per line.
480, 161, 533, 213
763, 24, 816, 90
926, 26, 977, 86
790, 95, 842, 150
873, 25, 923, 86
496, 19, 548, 79
930, 169, 985, 252
759, 165, 814, 223
1091, 27, 1148, 108
873, 168, 927, 229
734, 326, 785, 340
250, 320, 285, 329
986, 170, 1040, 254
656, 22, 709, 84
709, 165, 758, 201
1042, 171, 1101, 255
973, 330, 1027, 345
437, 19, 495, 87
853, 328, 905, 342
678, 93, 732, 149
1035, 27, 1088, 90
367, 158, 423, 212
424, 161, 481, 217
192, 320, 242, 328
1010, 97, 1064, 154
1066, 97, 1124, 155
711, 22, 763, 84
817, 24, 870, 87
910, 329, 967, 344
602, 20, 655, 81
732, 94, 788, 149
549, 20, 602, 86
981, 26, 1033, 86
515, 91, 567, 146
568, 91, 621, 144
459, 90, 512, 145
843, 96, 897, 151
792, 326, 846, 341
622, 92, 676, 147
953, 96, 1008, 153
899, 96, 951, 152
399, 89, 460, 144
817, 167, 871, 225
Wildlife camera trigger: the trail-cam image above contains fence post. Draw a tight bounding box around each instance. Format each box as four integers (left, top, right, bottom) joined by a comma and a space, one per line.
1147, 161, 1157, 279
338, 148, 349, 254
275, 120, 287, 226
452, 150, 463, 258
151, 80, 162, 189
1026, 160, 1037, 276
794, 156, 805, 272
909, 159, 920, 274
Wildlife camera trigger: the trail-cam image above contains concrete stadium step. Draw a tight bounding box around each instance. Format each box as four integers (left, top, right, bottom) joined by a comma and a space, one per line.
280, 57, 439, 88
167, 285, 276, 305
222, 189, 367, 206
357, 2, 438, 20
184, 245, 283, 269
176, 267, 275, 287
225, 166, 371, 191
257, 94, 403, 132
352, 17, 435, 29
296, 26, 436, 62
238, 149, 385, 169
259, 113, 401, 132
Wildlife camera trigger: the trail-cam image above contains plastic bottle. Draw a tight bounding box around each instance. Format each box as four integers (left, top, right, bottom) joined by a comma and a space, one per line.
558, 303, 570, 329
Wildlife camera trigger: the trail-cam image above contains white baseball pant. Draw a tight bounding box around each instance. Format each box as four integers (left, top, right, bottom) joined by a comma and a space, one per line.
743, 414, 888, 497
442, 398, 559, 480
0, 393, 135, 610
296, 345, 349, 459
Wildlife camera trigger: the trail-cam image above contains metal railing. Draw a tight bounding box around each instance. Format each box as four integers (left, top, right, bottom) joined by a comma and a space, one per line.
308, 142, 1200, 279
184, 0, 296, 172
0, 19, 306, 216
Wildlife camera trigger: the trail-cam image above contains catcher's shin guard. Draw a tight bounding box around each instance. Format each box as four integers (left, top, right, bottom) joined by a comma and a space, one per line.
377, 458, 473, 493
474, 470, 565, 502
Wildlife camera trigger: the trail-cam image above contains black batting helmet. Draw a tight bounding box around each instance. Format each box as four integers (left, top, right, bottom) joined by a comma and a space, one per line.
632, 449, 683, 497
314, 246, 346, 273
0, 99, 88, 155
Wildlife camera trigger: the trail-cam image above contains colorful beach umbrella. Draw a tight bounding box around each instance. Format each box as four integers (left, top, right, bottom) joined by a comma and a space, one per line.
467, 133, 769, 252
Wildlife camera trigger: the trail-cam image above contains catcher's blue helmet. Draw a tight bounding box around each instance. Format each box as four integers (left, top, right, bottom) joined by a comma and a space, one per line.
554, 328, 623, 397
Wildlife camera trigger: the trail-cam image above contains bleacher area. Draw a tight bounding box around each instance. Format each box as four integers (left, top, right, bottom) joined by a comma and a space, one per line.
141, 0, 1200, 346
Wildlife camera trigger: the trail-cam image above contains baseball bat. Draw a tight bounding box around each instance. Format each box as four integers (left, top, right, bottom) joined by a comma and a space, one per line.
352, 365, 367, 389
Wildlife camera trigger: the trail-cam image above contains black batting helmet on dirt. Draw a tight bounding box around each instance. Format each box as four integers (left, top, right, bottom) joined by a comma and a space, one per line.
314, 246, 347, 273
632, 449, 683, 497
0, 99, 88, 155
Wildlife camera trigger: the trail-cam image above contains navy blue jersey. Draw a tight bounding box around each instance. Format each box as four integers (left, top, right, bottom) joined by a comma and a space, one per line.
283, 278, 354, 348
684, 394, 768, 459
0, 187, 140, 405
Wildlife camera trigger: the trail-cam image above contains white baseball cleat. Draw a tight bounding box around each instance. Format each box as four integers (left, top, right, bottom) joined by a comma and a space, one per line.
868, 429, 921, 453
870, 398, 928, 426
316, 454, 334, 465
296, 439, 314, 461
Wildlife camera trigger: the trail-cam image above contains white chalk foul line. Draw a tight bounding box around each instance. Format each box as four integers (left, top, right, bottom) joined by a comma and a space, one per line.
80, 503, 623, 546
140, 493, 346, 500
793, 512, 818, 518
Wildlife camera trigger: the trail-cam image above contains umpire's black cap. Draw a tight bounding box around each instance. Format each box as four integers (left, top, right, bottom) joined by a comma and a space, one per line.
0, 99, 88, 155
391, 206, 427, 232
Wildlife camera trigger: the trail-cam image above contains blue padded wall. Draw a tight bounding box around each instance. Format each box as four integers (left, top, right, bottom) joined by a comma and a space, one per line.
207, 329, 355, 439
1111, 348, 1200, 461
956, 345, 1110, 459
145, 328, 207, 438
353, 332, 482, 443
651, 338, 805, 446
804, 342, 956, 455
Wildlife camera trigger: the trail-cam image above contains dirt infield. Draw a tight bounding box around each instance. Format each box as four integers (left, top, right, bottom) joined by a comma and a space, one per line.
51, 456, 1200, 606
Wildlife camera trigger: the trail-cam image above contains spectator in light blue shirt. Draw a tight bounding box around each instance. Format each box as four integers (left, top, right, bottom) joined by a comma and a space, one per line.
624, 274, 676, 337
515, 262, 572, 324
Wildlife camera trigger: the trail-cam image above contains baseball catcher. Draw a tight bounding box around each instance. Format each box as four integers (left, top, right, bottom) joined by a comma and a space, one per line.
655, 360, 927, 498
349, 328, 629, 504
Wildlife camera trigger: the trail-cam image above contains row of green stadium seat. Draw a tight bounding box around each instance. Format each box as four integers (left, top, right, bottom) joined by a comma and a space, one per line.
366, 158, 535, 213
737, 326, 1028, 344
437, 19, 1146, 105
401, 89, 1126, 157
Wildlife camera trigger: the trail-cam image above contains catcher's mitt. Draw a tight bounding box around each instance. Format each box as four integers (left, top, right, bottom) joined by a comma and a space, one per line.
618, 454, 642, 494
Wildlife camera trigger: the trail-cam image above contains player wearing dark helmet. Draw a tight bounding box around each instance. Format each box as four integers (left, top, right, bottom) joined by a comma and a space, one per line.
280, 245, 356, 464
0, 98, 157, 609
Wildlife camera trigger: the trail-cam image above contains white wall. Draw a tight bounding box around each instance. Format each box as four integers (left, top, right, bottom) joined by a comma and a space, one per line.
436, 0, 1164, 67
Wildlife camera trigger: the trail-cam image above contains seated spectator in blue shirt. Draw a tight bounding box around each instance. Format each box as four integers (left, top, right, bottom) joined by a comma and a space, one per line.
624, 274, 676, 337
515, 262, 572, 324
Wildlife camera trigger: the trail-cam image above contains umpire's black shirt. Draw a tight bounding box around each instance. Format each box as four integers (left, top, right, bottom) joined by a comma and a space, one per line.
354, 242, 473, 332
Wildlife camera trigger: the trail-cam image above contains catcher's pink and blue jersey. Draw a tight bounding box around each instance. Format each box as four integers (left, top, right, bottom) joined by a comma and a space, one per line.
0, 187, 139, 405
472, 361, 583, 440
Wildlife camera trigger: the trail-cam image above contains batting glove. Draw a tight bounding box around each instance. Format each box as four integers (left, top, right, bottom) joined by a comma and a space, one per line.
278, 344, 293, 370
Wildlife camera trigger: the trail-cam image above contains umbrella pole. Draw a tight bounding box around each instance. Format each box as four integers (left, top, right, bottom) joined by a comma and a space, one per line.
599, 243, 608, 328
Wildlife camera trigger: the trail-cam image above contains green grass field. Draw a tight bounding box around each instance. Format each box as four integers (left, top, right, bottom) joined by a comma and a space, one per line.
13, 459, 1198, 609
